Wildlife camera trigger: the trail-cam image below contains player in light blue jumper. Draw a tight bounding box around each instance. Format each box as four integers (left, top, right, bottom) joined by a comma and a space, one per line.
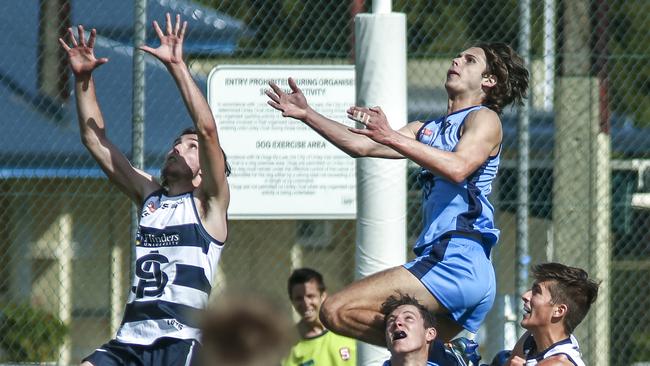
266, 43, 529, 345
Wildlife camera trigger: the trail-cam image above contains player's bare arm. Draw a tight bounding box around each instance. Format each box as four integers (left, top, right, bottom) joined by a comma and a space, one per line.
139, 14, 229, 239
350, 106, 501, 183
266, 78, 418, 159
59, 25, 160, 205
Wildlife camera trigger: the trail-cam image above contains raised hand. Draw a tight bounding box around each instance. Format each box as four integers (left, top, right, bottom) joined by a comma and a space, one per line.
139, 13, 187, 66
347, 105, 396, 145
58, 25, 108, 77
266, 78, 311, 120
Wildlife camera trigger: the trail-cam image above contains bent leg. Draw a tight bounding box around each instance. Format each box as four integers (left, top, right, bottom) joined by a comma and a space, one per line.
319, 266, 462, 346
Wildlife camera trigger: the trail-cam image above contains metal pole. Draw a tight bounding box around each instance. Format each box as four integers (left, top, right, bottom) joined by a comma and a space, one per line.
515, 0, 531, 339
130, 0, 146, 285
57, 210, 73, 366
543, 0, 555, 111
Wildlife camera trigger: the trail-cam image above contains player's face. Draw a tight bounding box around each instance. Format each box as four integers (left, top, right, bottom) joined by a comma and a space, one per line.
521, 280, 558, 329
290, 280, 326, 325
385, 305, 436, 356
445, 47, 490, 96
163, 134, 201, 180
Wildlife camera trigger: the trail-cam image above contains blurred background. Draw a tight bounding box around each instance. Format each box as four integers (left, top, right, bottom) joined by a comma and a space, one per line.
1, 0, 649, 364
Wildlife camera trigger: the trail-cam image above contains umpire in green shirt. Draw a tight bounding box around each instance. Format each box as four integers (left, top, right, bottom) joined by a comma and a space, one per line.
283, 268, 357, 366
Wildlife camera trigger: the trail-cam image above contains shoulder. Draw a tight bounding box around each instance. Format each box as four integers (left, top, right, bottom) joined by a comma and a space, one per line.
191, 188, 228, 242
408, 120, 425, 128
465, 107, 501, 127
406, 119, 426, 132
460, 108, 502, 141
396, 120, 425, 140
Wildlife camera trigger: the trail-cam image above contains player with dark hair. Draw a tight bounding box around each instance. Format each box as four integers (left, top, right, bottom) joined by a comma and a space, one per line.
266, 42, 529, 346
503, 263, 599, 366
60, 13, 230, 366
283, 268, 356, 366
381, 293, 439, 366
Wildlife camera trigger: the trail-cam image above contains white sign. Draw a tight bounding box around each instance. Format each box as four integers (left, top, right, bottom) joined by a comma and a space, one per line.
207, 65, 356, 219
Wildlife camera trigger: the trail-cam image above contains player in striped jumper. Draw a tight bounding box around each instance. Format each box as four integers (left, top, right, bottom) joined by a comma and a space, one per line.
504, 263, 599, 366
266, 43, 528, 347
60, 13, 229, 366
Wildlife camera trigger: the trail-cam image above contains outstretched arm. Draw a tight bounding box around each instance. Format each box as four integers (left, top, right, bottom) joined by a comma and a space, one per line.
350, 106, 502, 183
59, 25, 160, 205
139, 14, 229, 209
266, 78, 415, 158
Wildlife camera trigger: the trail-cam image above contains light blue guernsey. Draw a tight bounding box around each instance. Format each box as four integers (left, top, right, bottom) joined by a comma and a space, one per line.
413, 105, 500, 256
116, 189, 223, 345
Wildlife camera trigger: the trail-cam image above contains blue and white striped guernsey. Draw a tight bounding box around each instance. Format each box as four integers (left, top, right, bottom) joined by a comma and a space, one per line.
523, 334, 586, 366
116, 189, 223, 345
413, 105, 500, 256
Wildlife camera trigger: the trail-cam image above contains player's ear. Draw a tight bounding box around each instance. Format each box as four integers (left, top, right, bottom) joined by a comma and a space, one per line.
482, 73, 497, 88
553, 303, 568, 318
425, 327, 437, 342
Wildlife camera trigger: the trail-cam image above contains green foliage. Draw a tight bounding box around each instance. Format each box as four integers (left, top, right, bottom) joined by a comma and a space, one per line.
0, 303, 68, 362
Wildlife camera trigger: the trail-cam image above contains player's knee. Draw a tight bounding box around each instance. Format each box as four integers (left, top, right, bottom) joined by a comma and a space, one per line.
319, 296, 345, 332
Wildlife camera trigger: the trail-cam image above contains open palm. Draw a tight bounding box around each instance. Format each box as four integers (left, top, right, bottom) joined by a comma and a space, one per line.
266, 78, 311, 120
139, 13, 187, 66
59, 25, 108, 76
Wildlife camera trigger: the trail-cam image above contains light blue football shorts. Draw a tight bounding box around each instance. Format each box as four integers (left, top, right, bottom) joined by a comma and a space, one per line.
403, 234, 496, 333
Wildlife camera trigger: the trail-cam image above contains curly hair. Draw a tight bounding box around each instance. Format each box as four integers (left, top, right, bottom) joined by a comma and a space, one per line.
532, 262, 600, 334
380, 292, 436, 330
476, 42, 529, 114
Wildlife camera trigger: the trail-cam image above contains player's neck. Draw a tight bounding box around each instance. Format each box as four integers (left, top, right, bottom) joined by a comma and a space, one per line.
166, 180, 196, 196
446, 93, 483, 114
298, 319, 326, 339
531, 325, 570, 353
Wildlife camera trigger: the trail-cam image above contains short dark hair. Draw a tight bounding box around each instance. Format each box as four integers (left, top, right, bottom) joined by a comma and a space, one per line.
287, 268, 326, 297
532, 262, 600, 333
476, 42, 529, 114
380, 292, 436, 330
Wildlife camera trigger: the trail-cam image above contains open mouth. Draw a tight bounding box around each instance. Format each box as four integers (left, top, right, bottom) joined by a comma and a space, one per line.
393, 330, 407, 341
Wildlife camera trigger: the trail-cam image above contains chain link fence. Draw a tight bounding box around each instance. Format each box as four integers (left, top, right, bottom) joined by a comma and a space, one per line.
1, 0, 649, 365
